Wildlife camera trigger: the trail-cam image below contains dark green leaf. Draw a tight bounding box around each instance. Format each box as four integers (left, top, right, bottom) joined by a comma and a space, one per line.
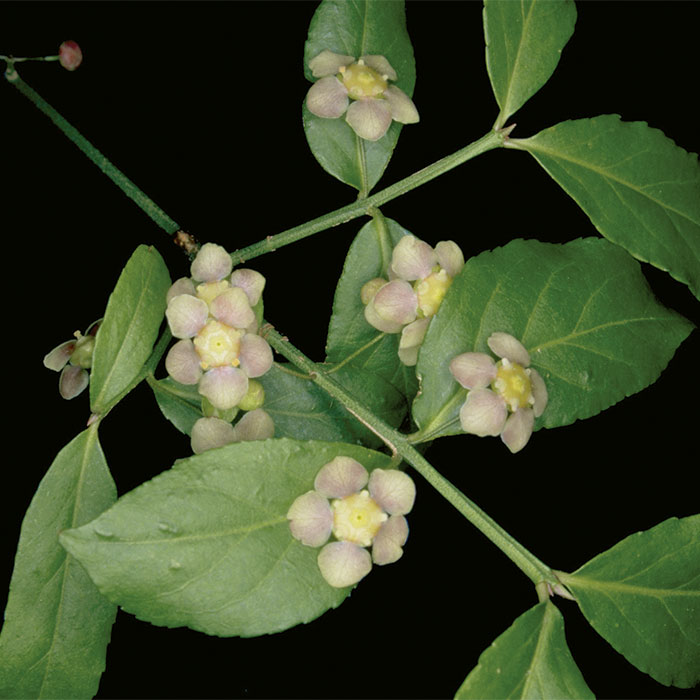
0, 427, 117, 699
558, 515, 700, 688
413, 238, 693, 440
149, 376, 203, 436
90, 245, 171, 414
59, 439, 393, 638
509, 116, 700, 299
303, 0, 416, 192
456, 601, 593, 699
484, 0, 577, 129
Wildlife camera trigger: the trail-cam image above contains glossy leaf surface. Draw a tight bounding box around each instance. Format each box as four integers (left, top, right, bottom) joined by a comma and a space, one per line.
484, 0, 576, 128
413, 238, 693, 440
456, 601, 593, 699
559, 515, 700, 688
60, 439, 393, 638
90, 245, 171, 414
509, 116, 700, 298
0, 427, 117, 699
303, 0, 416, 192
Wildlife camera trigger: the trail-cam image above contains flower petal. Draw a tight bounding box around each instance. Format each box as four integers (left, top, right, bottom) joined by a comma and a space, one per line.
359, 55, 397, 80
210, 287, 255, 329
398, 317, 430, 366
317, 541, 372, 588
372, 515, 409, 565
383, 85, 419, 124
59, 365, 89, 399
529, 369, 548, 418
238, 334, 273, 378
345, 98, 392, 141
368, 469, 416, 515
166, 277, 196, 304
501, 408, 535, 453
459, 388, 507, 437
308, 49, 355, 77
364, 298, 405, 334
190, 242, 233, 282
230, 268, 266, 306
372, 279, 418, 325
435, 240, 465, 278
190, 417, 236, 454
287, 491, 333, 547
44, 340, 75, 371
314, 456, 369, 499
231, 408, 275, 442
165, 339, 203, 385
165, 294, 209, 338
306, 76, 349, 119
449, 352, 497, 390
391, 235, 437, 281
487, 332, 530, 366
198, 366, 248, 410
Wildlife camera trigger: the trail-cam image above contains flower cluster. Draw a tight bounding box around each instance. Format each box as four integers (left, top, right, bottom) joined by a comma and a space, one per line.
361, 235, 464, 365
164, 243, 273, 415
287, 457, 416, 588
43, 319, 101, 399
306, 50, 419, 142
449, 332, 548, 453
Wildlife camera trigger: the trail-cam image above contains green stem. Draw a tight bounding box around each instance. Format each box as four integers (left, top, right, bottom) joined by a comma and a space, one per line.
263, 325, 555, 586
4, 70, 180, 234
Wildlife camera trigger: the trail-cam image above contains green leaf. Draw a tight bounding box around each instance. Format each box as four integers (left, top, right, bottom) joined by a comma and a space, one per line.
326, 216, 418, 401
558, 515, 700, 689
455, 601, 593, 699
484, 0, 576, 129
149, 376, 203, 436
0, 427, 117, 699
413, 238, 693, 440
90, 245, 171, 414
508, 115, 700, 299
303, 0, 416, 193
59, 439, 393, 638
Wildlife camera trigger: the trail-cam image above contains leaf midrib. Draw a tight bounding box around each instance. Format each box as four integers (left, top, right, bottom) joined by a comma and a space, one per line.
567, 575, 699, 598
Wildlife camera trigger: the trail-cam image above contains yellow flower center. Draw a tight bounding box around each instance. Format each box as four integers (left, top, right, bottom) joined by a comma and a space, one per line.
340, 61, 388, 100
193, 320, 242, 370
414, 268, 452, 318
331, 490, 388, 547
196, 280, 230, 308
492, 359, 533, 412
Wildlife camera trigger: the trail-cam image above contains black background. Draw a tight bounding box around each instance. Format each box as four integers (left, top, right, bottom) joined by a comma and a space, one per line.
2, 2, 699, 699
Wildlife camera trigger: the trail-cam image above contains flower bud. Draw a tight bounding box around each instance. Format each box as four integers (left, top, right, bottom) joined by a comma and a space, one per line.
238, 379, 265, 411
58, 40, 82, 71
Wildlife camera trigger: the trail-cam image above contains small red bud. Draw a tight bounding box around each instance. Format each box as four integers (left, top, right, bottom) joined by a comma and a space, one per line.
58, 40, 83, 71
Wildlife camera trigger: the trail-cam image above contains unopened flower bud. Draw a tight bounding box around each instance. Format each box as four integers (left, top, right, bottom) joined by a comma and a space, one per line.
238, 379, 265, 411
360, 278, 387, 305
58, 41, 82, 71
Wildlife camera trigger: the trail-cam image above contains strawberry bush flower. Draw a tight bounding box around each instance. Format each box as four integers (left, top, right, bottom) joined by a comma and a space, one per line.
190, 409, 275, 454
449, 332, 548, 453
306, 50, 419, 141
361, 235, 464, 365
164, 243, 273, 413
287, 456, 416, 588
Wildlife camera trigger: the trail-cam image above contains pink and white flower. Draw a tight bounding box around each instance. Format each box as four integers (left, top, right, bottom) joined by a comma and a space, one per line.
449, 332, 548, 453
287, 457, 416, 588
306, 50, 419, 142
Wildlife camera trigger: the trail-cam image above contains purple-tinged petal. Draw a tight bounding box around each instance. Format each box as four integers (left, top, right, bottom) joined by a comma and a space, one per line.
306, 76, 349, 119
198, 366, 248, 410
360, 277, 388, 305
314, 456, 369, 499
459, 388, 507, 437
238, 334, 273, 378
501, 408, 535, 453
435, 240, 465, 278
287, 491, 333, 547
317, 541, 372, 588
231, 408, 275, 442
450, 352, 497, 390
383, 85, 419, 124
190, 417, 235, 454
364, 299, 404, 334
58, 40, 82, 71
59, 365, 88, 399
190, 242, 232, 282
368, 469, 416, 515
166, 295, 208, 338
309, 49, 355, 77
44, 340, 75, 371
398, 317, 430, 366
372, 279, 418, 325
166, 277, 196, 304
345, 98, 392, 141
360, 55, 397, 80
372, 515, 409, 565
529, 369, 548, 417
487, 332, 530, 366
391, 235, 437, 281
165, 339, 202, 385
230, 268, 266, 306
210, 287, 256, 329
